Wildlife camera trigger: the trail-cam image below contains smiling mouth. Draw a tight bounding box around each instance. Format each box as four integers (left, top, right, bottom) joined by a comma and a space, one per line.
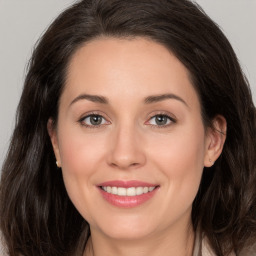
97, 180, 159, 207
100, 186, 157, 196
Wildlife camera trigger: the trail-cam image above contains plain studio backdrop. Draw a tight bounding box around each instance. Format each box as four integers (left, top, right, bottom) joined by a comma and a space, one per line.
0, 0, 255, 170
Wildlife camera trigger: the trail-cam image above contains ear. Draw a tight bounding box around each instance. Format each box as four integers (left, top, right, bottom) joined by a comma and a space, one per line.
204, 115, 227, 167
47, 118, 62, 167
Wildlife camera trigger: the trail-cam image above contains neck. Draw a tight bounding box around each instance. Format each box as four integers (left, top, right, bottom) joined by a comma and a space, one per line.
84, 222, 195, 256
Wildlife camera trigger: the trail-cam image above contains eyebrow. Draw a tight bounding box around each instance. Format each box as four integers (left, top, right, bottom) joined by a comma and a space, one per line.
144, 93, 188, 107
70, 94, 108, 106
69, 93, 188, 107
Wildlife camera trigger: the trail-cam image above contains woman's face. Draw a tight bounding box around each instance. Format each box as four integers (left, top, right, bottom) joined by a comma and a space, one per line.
49, 37, 223, 240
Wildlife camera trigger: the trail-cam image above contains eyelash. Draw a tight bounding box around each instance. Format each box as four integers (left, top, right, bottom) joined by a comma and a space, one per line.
146, 113, 177, 128
78, 112, 109, 129
78, 112, 177, 129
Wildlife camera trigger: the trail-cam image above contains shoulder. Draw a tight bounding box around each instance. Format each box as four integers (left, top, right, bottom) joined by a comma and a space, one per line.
194, 231, 235, 256
239, 242, 256, 256
198, 232, 256, 256
193, 231, 217, 256
0, 231, 8, 256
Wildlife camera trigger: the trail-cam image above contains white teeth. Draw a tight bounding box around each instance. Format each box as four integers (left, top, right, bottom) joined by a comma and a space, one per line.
112, 186, 118, 195
136, 187, 144, 195
102, 186, 156, 196
117, 187, 126, 196
143, 187, 149, 193
127, 187, 136, 196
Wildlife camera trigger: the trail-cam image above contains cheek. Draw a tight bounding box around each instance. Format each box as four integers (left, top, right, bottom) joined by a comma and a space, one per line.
56, 126, 108, 221
150, 126, 205, 168
58, 126, 106, 176
148, 125, 206, 202
56, 124, 105, 187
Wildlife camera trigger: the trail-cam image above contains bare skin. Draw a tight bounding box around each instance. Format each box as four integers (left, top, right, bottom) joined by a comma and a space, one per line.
48, 37, 226, 256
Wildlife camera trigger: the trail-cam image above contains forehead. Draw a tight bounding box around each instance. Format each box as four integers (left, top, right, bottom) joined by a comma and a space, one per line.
62, 37, 199, 109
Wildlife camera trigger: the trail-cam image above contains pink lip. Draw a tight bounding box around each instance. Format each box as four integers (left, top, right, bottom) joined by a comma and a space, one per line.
97, 180, 159, 208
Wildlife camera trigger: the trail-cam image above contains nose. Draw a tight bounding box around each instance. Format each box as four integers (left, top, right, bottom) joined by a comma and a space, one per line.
107, 124, 146, 170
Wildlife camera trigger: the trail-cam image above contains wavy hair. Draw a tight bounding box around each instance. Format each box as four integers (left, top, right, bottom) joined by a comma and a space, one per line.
0, 0, 256, 255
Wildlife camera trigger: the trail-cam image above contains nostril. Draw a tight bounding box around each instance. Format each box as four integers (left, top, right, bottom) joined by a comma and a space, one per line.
110, 161, 140, 169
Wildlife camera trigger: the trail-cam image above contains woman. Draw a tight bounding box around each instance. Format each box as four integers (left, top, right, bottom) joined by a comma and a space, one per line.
0, 0, 256, 255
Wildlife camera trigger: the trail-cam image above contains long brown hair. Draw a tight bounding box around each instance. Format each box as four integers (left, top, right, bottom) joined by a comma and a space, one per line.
1, 0, 256, 255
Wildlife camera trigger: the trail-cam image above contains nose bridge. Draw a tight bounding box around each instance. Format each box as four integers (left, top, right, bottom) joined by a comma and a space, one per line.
107, 120, 145, 169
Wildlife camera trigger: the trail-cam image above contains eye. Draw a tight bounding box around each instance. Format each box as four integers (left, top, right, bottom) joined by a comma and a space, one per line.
147, 114, 176, 127
79, 114, 109, 127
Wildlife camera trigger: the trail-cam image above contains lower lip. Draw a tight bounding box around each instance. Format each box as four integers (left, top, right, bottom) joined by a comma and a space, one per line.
98, 187, 159, 208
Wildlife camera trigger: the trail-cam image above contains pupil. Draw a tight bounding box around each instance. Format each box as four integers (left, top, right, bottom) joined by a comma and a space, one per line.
90, 115, 102, 125
156, 115, 167, 125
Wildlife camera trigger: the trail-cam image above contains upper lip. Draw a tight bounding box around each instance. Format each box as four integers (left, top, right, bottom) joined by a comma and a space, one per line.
97, 180, 158, 188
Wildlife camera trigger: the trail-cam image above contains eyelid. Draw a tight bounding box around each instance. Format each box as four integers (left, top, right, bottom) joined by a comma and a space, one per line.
77, 110, 177, 128
78, 111, 111, 127
145, 111, 177, 127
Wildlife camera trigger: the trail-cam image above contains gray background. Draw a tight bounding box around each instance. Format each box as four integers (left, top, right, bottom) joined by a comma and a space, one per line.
0, 0, 255, 169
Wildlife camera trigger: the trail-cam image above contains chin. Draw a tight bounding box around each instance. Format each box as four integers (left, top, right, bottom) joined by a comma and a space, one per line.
103, 226, 155, 241
92, 214, 158, 241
